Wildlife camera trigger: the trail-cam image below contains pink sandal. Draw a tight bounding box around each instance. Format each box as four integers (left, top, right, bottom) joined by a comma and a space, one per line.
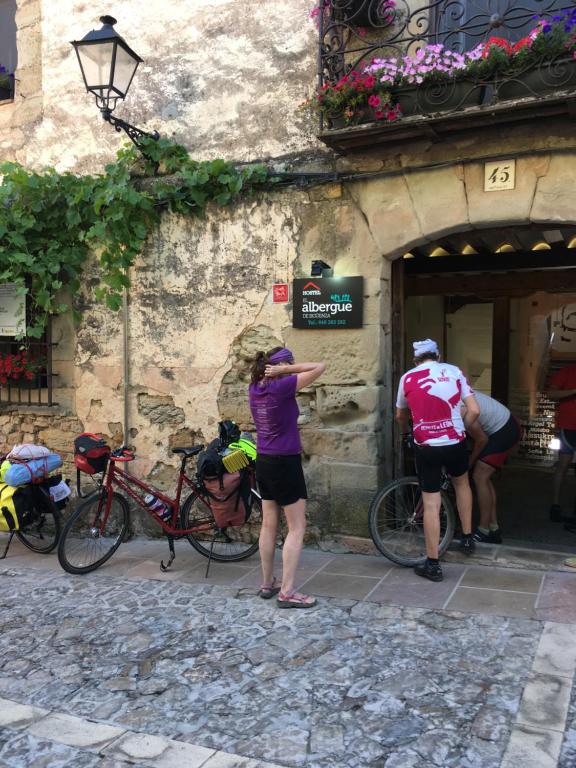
257, 577, 281, 600
277, 591, 317, 609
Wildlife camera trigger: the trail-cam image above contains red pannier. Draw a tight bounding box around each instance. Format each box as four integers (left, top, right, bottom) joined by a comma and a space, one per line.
74, 433, 111, 475
202, 471, 248, 528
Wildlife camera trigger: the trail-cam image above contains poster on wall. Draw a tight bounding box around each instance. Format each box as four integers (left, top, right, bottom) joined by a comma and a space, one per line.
292, 276, 363, 329
0, 283, 25, 336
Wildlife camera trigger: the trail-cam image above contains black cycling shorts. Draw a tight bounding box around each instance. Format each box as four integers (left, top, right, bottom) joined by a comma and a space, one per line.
414, 440, 469, 493
255, 454, 307, 507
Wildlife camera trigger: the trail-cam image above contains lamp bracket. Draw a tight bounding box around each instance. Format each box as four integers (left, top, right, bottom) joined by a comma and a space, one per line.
101, 108, 160, 154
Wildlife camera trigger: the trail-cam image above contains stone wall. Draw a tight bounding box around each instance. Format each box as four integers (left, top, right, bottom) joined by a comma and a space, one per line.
1, 0, 322, 171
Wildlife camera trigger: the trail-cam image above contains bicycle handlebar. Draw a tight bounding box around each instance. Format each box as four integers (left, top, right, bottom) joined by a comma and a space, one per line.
110, 446, 135, 462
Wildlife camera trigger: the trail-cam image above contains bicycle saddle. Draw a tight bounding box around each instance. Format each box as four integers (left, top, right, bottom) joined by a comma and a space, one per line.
172, 445, 204, 457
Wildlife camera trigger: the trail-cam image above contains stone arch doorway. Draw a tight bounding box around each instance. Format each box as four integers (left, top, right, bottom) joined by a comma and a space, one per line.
388, 221, 576, 550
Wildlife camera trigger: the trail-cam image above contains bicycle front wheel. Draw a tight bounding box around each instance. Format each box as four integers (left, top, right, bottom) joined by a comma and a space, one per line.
17, 492, 61, 554
58, 490, 129, 574
369, 477, 455, 566
180, 491, 261, 562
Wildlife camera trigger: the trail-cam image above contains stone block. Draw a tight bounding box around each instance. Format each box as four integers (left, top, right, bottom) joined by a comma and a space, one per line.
301, 428, 383, 464
349, 176, 424, 258
328, 461, 380, 492
531, 152, 576, 223
284, 325, 382, 386
405, 164, 470, 242
9, 94, 43, 128
308, 182, 342, 201
28, 712, 125, 751
465, 155, 550, 228
316, 385, 385, 422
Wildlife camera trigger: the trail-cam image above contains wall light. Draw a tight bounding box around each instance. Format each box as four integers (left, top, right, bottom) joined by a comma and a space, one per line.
71, 15, 159, 155
311, 260, 333, 277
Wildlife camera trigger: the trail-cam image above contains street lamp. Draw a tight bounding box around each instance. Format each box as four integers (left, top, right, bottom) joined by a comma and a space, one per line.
71, 15, 159, 152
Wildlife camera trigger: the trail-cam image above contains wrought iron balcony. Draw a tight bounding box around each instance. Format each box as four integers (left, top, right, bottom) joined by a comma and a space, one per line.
316, 0, 576, 150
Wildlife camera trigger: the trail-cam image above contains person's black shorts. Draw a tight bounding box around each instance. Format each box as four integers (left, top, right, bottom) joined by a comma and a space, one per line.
478, 415, 522, 468
255, 454, 307, 507
414, 440, 469, 493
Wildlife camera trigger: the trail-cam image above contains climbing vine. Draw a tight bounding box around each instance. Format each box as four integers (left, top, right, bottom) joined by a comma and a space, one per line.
0, 137, 272, 337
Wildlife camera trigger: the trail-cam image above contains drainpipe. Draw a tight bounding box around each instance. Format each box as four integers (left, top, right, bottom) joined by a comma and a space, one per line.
122, 278, 130, 449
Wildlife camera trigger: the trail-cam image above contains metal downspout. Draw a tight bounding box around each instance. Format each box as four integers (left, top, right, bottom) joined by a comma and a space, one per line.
123, 282, 129, 448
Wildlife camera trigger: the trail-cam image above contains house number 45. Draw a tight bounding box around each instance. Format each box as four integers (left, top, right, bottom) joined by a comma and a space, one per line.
484, 160, 516, 191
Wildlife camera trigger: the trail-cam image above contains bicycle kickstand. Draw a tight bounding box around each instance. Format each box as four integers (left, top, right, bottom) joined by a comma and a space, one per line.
204, 532, 220, 578
160, 535, 176, 572
0, 532, 15, 560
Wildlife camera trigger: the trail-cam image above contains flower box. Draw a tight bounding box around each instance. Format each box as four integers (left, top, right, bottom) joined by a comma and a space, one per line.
497, 58, 576, 101
396, 80, 485, 116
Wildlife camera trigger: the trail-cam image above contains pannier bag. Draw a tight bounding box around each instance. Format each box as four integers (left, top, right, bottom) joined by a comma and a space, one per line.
0, 483, 34, 532
74, 433, 111, 475
203, 470, 251, 528
4, 454, 63, 486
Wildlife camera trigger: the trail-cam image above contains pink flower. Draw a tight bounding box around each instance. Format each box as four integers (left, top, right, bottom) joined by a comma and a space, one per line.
374, 110, 385, 119
368, 95, 381, 107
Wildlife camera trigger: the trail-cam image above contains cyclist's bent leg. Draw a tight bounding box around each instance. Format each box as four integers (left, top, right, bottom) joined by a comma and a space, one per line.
451, 472, 473, 535
259, 499, 281, 587
421, 491, 442, 559
472, 460, 497, 529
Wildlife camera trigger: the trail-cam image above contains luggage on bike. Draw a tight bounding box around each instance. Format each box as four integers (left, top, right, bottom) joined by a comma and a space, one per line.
74, 433, 111, 474
0, 483, 35, 531
3, 454, 63, 486
202, 470, 251, 528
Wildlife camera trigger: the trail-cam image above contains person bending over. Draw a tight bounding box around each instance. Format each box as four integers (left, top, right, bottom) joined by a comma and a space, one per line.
396, 339, 480, 582
249, 347, 325, 608
463, 391, 522, 544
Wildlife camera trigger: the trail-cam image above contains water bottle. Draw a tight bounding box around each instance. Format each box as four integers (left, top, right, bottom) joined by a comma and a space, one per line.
144, 493, 171, 522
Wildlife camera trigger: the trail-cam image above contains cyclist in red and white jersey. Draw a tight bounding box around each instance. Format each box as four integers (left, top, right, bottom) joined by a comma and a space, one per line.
396, 339, 480, 582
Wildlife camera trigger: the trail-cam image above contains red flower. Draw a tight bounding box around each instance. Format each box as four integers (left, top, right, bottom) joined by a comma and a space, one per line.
368, 95, 381, 107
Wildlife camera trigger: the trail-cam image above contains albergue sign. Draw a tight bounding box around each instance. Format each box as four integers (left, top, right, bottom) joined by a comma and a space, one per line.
0, 283, 25, 336
292, 276, 363, 329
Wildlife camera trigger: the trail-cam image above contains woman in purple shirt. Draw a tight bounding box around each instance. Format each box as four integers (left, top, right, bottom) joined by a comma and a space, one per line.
249, 347, 325, 608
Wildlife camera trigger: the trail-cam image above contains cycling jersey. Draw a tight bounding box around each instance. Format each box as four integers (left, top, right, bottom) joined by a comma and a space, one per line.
396, 360, 473, 446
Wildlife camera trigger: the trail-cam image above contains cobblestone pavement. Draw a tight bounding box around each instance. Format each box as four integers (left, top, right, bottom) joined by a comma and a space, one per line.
0, 537, 575, 767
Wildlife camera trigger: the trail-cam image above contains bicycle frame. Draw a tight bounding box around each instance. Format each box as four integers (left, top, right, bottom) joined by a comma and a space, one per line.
91, 453, 259, 539
92, 454, 214, 538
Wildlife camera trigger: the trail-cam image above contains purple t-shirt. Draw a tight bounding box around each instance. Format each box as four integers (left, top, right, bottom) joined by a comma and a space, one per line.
248, 375, 301, 455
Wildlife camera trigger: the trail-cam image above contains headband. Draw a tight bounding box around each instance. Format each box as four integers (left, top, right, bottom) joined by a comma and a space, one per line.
268, 348, 294, 364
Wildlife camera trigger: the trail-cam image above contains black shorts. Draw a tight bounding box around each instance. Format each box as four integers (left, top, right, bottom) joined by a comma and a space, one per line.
414, 440, 469, 493
478, 415, 522, 468
255, 454, 308, 507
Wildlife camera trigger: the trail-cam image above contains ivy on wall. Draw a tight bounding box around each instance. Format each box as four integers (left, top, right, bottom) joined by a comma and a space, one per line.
0, 137, 271, 337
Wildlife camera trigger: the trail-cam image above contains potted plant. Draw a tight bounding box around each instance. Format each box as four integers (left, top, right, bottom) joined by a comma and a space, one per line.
491, 10, 576, 100
0, 65, 14, 101
365, 44, 486, 117
0, 350, 45, 386
303, 69, 401, 127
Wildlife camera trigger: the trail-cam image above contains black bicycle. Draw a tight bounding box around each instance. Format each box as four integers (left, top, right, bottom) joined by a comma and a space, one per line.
368, 439, 456, 566
1, 478, 64, 559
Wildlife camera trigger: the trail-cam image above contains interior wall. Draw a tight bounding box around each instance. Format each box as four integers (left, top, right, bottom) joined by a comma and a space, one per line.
446, 302, 493, 393
404, 295, 444, 363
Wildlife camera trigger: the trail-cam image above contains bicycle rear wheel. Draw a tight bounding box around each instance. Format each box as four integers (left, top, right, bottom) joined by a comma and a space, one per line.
16, 488, 61, 554
369, 476, 455, 566
180, 491, 261, 562
58, 490, 129, 574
